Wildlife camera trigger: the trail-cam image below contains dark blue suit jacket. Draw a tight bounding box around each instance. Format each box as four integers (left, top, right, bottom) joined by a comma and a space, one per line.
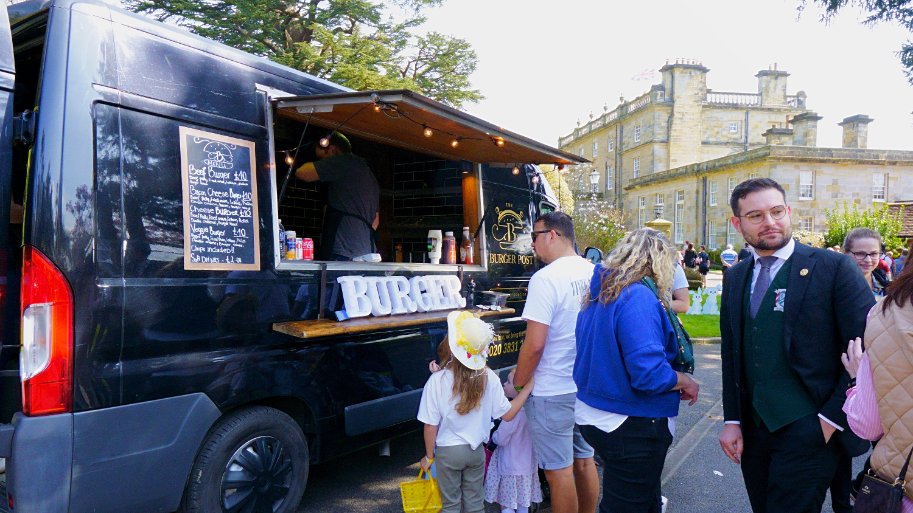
720, 242, 875, 428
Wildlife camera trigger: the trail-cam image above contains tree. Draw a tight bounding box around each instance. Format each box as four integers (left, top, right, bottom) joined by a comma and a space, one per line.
803, 0, 913, 84
124, 0, 483, 107
823, 201, 903, 251
573, 199, 627, 254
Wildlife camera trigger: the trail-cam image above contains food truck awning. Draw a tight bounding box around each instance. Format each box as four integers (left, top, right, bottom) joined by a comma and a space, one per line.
274, 90, 589, 166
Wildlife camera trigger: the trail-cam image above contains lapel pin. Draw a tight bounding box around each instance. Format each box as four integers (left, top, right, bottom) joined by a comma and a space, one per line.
800, 268, 809, 276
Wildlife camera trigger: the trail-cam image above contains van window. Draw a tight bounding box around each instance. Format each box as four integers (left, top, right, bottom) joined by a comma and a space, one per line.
99, 106, 269, 278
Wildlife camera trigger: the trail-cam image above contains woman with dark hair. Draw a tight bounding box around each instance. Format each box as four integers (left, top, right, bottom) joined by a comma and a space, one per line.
683, 242, 697, 269
574, 228, 700, 513
843, 228, 890, 298
842, 237, 913, 513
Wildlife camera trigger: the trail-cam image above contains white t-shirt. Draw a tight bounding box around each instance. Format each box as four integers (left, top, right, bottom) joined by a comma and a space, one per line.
417, 368, 511, 450
673, 263, 688, 290
521, 255, 595, 396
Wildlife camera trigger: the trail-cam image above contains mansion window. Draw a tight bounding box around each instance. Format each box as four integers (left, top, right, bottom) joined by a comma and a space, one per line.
607, 137, 613, 152
638, 196, 646, 228
728, 122, 740, 134
799, 217, 814, 231
873, 173, 887, 202
674, 190, 685, 244
708, 180, 718, 206
633, 124, 642, 143
707, 220, 715, 248
799, 171, 814, 200
592, 140, 598, 158
633, 157, 641, 178
605, 163, 614, 191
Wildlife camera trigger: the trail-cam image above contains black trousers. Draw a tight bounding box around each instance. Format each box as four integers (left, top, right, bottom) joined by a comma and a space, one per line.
740, 414, 841, 513
580, 417, 672, 513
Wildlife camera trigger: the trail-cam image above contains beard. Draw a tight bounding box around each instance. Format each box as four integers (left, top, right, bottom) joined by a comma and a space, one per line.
745, 225, 792, 252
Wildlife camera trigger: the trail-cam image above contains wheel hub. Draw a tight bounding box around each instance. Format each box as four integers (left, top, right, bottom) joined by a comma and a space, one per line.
221, 435, 294, 513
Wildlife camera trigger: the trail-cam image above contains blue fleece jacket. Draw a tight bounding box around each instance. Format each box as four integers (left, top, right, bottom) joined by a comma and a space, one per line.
574, 265, 681, 418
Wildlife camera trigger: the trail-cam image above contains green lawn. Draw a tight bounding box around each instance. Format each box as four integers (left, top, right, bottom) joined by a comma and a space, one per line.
679, 314, 721, 338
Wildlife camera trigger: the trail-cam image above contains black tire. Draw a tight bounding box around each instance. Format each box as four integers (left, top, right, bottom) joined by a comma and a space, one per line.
180, 406, 309, 513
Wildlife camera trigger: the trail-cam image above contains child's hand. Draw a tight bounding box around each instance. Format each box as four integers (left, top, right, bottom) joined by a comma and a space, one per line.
419, 455, 434, 471
428, 361, 441, 373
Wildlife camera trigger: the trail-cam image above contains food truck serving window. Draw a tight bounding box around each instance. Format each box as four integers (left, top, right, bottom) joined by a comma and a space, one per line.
269, 89, 585, 269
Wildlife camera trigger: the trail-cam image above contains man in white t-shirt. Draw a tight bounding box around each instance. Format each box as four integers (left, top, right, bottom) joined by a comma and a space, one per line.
720, 244, 738, 269
513, 212, 599, 513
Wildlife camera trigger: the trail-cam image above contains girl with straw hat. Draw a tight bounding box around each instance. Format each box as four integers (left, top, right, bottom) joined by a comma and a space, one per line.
417, 311, 534, 513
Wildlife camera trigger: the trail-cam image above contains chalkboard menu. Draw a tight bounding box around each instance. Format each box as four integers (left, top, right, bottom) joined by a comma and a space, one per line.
179, 126, 260, 270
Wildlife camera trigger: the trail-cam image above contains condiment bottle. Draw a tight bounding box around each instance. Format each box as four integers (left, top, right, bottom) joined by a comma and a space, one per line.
442, 231, 456, 264
460, 226, 473, 265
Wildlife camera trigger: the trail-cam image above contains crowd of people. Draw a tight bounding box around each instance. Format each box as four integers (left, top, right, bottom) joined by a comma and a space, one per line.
415, 177, 913, 513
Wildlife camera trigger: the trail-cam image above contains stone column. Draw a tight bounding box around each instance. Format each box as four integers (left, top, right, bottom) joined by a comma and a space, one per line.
646, 218, 673, 239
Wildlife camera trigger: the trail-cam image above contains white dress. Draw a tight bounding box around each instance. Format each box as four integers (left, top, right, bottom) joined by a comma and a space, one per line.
484, 409, 542, 508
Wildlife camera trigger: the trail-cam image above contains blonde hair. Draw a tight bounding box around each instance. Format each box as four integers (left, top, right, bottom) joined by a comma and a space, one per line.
588, 228, 677, 307
436, 338, 487, 415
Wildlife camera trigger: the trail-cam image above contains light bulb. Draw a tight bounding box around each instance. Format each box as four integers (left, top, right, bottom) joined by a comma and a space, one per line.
284, 152, 294, 165
423, 126, 433, 138
494, 137, 505, 147
450, 138, 460, 148
373, 104, 381, 112
511, 166, 520, 175
319, 137, 330, 148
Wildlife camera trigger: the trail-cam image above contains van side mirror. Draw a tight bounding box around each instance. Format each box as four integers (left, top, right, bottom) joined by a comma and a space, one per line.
582, 246, 602, 264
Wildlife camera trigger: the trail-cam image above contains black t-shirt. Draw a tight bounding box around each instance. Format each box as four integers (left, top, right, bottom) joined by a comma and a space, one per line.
684, 249, 697, 268
698, 251, 710, 271
314, 153, 379, 258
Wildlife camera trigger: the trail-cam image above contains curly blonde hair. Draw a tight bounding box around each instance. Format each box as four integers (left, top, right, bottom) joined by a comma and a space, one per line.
587, 228, 677, 307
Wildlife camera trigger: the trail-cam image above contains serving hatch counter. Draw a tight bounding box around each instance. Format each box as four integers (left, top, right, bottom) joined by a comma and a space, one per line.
273, 307, 515, 339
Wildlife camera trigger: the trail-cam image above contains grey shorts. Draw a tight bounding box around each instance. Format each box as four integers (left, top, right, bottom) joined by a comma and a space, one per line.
524, 392, 595, 470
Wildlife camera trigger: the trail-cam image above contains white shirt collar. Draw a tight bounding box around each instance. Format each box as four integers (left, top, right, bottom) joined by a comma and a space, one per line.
755, 238, 795, 264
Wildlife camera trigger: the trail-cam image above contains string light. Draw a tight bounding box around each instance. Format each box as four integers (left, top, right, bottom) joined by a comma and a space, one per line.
493, 137, 505, 147
319, 137, 330, 148
373, 103, 382, 112
284, 151, 294, 165
423, 125, 433, 138
512, 165, 520, 175
451, 137, 460, 148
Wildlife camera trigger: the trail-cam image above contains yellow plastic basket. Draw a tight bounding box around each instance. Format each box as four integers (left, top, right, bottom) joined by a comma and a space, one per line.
400, 468, 442, 513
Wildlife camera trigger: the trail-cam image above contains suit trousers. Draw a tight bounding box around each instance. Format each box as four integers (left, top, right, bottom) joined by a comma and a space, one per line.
740, 413, 841, 513
580, 417, 672, 513
435, 444, 486, 513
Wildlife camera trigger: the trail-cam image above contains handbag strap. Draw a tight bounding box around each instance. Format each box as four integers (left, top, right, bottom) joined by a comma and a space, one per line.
896, 443, 913, 484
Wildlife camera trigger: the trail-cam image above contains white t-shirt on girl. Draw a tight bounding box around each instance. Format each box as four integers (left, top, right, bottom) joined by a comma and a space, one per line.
417, 367, 511, 450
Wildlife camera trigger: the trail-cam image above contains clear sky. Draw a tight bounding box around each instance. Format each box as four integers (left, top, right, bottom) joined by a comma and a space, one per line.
415, 0, 913, 151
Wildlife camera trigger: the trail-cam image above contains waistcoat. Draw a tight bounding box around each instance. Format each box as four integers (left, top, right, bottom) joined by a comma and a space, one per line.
742, 259, 817, 431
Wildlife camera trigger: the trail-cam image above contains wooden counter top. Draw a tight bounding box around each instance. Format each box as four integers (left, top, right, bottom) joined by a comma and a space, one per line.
273, 308, 516, 339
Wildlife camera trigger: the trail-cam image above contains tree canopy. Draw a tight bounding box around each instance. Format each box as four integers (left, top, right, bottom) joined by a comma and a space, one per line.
125, 0, 483, 107
803, 0, 913, 84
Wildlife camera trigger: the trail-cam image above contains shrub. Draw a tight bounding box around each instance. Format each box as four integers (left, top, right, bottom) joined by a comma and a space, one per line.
793, 230, 826, 248
824, 202, 903, 253
573, 199, 627, 254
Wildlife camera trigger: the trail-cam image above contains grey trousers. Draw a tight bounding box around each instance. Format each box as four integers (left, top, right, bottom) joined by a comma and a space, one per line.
435, 444, 485, 513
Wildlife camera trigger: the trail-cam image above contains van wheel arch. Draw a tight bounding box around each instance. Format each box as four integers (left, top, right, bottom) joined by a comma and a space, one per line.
179, 405, 310, 513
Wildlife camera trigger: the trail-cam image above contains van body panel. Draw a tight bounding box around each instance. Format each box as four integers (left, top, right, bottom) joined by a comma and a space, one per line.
0, 1, 18, 423
6, 412, 72, 513
69, 393, 220, 513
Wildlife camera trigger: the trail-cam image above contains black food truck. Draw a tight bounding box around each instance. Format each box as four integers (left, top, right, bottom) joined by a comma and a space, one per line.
0, 1, 586, 512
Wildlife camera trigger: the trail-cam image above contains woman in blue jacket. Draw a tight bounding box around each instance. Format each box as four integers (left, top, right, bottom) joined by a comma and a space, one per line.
574, 228, 700, 513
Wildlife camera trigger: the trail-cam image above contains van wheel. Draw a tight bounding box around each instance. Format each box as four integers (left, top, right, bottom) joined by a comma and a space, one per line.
181, 406, 309, 513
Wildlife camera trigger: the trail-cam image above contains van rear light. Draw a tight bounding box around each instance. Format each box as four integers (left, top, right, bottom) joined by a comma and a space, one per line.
20, 247, 73, 416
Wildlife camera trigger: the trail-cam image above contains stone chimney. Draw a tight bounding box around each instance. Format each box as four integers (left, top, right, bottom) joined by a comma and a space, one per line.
763, 126, 793, 146
660, 59, 710, 168
838, 115, 874, 149
756, 65, 789, 107
790, 112, 822, 147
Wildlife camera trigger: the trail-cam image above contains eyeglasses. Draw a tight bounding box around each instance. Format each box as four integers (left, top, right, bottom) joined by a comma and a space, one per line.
850, 251, 881, 261
738, 205, 788, 225
531, 229, 561, 242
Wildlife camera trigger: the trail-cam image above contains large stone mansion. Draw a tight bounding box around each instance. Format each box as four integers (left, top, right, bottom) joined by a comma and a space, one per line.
557, 60, 913, 247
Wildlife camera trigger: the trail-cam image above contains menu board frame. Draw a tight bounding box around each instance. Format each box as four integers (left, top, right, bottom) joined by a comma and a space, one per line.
179, 126, 261, 271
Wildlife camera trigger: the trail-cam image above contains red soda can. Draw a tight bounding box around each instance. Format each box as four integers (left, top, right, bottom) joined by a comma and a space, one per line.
302, 238, 314, 261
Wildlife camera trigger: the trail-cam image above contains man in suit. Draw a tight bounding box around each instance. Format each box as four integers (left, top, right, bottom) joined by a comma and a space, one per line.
718, 178, 874, 513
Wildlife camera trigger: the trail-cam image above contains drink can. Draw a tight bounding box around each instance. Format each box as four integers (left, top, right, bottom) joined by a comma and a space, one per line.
302, 237, 314, 261
285, 231, 297, 259
295, 238, 304, 260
